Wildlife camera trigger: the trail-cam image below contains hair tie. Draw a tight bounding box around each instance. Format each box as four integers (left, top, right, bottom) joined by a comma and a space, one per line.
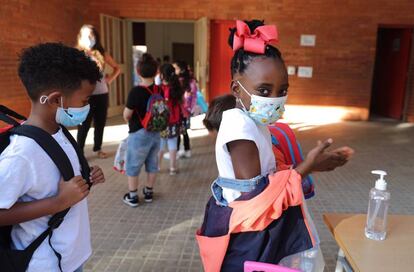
232, 20, 278, 54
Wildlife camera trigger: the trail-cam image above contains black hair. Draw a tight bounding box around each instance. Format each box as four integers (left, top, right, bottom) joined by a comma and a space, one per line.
18, 42, 102, 101
77, 24, 105, 55
163, 55, 171, 63
160, 63, 184, 105
203, 94, 236, 132
228, 20, 283, 77
137, 53, 158, 78
174, 60, 191, 92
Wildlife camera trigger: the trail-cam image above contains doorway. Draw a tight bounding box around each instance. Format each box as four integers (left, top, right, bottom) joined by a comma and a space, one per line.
370, 27, 413, 120
209, 20, 235, 101
172, 43, 194, 68
100, 14, 209, 113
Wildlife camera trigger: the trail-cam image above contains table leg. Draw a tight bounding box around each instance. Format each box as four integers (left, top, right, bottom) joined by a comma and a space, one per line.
335, 248, 354, 272
335, 249, 345, 272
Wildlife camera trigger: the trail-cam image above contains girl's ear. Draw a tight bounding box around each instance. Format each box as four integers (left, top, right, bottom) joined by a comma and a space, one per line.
231, 80, 241, 98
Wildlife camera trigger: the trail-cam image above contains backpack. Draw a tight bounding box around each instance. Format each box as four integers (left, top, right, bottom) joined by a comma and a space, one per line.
139, 85, 170, 132
269, 122, 315, 199
0, 105, 91, 272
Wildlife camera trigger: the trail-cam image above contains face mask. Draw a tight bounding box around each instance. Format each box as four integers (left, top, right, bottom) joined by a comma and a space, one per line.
80, 36, 95, 49
40, 95, 90, 127
237, 81, 287, 125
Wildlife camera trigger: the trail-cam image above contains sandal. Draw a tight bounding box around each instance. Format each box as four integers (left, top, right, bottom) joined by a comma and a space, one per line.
96, 151, 108, 159
169, 168, 178, 176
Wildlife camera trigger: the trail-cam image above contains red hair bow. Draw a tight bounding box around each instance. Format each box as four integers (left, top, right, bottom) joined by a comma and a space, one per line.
232, 20, 278, 54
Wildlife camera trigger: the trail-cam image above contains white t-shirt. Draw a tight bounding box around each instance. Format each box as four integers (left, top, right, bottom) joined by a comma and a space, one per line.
0, 128, 91, 272
215, 108, 276, 203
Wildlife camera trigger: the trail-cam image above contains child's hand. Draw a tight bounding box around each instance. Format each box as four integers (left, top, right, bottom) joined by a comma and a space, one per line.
307, 139, 354, 172
90, 166, 105, 185
56, 176, 89, 209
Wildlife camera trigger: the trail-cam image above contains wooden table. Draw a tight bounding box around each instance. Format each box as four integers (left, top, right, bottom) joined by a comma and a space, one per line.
323, 213, 414, 272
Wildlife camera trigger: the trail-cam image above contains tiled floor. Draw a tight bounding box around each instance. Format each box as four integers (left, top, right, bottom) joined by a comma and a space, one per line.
79, 118, 414, 272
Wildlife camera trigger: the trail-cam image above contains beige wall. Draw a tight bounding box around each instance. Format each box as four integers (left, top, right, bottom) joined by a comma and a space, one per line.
145, 22, 194, 60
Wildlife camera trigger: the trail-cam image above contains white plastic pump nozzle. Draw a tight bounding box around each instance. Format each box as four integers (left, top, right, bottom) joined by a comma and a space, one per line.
372, 170, 387, 191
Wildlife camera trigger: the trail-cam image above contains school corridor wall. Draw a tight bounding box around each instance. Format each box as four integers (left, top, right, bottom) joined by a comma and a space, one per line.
2, 0, 414, 122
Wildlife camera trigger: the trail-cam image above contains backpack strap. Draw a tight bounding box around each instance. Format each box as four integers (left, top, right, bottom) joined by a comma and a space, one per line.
10, 125, 89, 271
60, 125, 91, 187
0, 105, 27, 122
269, 123, 315, 199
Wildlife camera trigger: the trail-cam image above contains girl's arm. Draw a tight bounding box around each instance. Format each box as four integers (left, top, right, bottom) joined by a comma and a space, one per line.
104, 53, 121, 84
227, 140, 261, 179
191, 81, 198, 111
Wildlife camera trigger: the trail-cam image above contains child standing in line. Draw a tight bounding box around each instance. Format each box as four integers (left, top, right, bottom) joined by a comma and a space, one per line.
158, 63, 184, 175
123, 53, 161, 206
173, 61, 198, 159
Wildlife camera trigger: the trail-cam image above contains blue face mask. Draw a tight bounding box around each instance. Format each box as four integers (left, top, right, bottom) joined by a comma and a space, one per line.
40, 95, 90, 127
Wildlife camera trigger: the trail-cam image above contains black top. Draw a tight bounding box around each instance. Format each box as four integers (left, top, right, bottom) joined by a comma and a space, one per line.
126, 85, 154, 133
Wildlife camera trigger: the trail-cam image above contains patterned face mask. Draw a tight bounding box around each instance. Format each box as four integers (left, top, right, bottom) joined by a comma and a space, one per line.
237, 80, 287, 125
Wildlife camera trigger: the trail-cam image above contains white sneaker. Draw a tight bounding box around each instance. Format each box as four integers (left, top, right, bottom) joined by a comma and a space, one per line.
184, 151, 191, 158
177, 150, 186, 158
163, 152, 180, 160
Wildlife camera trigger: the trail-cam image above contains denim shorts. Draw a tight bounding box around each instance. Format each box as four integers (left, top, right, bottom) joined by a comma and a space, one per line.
211, 175, 266, 206
160, 136, 178, 151
126, 129, 160, 177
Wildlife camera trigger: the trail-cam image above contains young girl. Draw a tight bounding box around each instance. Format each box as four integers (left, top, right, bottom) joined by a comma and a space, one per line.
196, 20, 353, 272
173, 61, 198, 158
76, 24, 120, 158
158, 64, 184, 175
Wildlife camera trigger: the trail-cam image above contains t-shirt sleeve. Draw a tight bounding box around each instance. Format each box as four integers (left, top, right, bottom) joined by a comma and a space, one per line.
218, 110, 258, 149
126, 88, 140, 110
0, 155, 33, 209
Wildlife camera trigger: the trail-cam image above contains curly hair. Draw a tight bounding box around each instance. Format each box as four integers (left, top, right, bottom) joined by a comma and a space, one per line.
18, 42, 102, 100
228, 20, 283, 77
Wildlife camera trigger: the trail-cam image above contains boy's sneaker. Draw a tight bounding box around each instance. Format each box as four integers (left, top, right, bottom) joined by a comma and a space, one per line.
123, 193, 139, 207
143, 187, 153, 203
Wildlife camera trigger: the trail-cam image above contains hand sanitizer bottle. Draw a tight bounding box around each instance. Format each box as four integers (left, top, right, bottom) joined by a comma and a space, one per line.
365, 170, 390, 241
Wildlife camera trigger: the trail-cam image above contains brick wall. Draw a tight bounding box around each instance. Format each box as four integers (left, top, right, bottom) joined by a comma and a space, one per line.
85, 0, 414, 121
0, 0, 87, 116
2, 0, 414, 121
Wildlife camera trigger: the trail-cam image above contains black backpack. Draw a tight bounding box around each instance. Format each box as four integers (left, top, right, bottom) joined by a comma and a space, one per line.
0, 105, 91, 272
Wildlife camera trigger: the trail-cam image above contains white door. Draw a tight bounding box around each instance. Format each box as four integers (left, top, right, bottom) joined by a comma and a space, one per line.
194, 17, 210, 100
100, 14, 133, 117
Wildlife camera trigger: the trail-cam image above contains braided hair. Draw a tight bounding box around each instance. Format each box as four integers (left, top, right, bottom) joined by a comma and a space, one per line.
228, 20, 283, 77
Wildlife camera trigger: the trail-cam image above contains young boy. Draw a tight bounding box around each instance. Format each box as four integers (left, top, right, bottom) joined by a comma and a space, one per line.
123, 53, 161, 206
0, 43, 105, 272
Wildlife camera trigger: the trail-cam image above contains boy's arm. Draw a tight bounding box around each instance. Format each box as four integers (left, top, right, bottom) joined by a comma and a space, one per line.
0, 197, 64, 226
0, 177, 89, 226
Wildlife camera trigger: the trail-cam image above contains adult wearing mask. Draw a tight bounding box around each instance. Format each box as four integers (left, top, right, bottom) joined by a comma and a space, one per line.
76, 24, 121, 158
